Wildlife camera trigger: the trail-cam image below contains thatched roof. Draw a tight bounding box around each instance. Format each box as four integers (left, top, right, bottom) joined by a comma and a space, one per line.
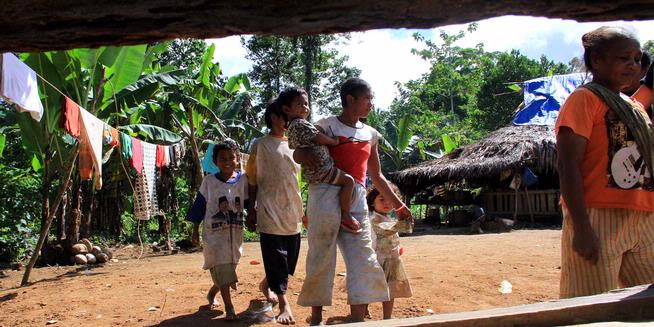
392, 125, 557, 193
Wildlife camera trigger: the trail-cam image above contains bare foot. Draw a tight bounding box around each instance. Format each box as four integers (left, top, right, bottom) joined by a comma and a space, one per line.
225, 304, 237, 321
364, 307, 371, 319
207, 285, 219, 310
309, 307, 323, 326
276, 302, 296, 325
259, 279, 279, 304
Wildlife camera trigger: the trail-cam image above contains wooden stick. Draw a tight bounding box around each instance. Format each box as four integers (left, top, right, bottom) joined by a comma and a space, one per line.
525, 186, 534, 223
21, 145, 80, 287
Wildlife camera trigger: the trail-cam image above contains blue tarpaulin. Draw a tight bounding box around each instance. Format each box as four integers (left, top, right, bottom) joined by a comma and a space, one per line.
512, 73, 589, 126
201, 143, 220, 175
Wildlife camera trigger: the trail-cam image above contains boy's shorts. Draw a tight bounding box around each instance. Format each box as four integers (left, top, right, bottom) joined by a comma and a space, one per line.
209, 263, 238, 287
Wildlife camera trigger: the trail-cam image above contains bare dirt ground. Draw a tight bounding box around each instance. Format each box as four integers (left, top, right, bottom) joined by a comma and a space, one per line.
0, 228, 562, 326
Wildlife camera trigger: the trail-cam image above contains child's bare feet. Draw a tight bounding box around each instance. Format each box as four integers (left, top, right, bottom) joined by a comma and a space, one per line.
207, 285, 219, 310
259, 279, 279, 304
276, 301, 296, 325
340, 215, 362, 234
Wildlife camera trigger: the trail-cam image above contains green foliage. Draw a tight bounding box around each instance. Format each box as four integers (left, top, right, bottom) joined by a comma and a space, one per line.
390, 24, 569, 156
644, 40, 654, 58
441, 134, 457, 154
242, 34, 361, 115
472, 50, 569, 132
0, 156, 41, 262
152, 39, 209, 71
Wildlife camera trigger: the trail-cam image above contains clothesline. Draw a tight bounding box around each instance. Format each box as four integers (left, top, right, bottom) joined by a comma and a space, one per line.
1, 52, 187, 220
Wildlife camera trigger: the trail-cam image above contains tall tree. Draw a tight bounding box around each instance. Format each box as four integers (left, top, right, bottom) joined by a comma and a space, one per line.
390, 24, 569, 152
242, 35, 360, 114
472, 50, 569, 132
153, 39, 209, 71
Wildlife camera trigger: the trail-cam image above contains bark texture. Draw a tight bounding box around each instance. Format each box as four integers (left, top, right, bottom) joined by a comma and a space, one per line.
1, 1, 653, 52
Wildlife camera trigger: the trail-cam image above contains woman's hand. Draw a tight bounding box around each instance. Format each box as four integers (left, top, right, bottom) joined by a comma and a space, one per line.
396, 205, 413, 223
572, 222, 599, 264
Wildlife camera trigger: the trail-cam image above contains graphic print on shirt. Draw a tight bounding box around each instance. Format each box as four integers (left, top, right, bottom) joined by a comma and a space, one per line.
605, 110, 654, 190
210, 195, 245, 231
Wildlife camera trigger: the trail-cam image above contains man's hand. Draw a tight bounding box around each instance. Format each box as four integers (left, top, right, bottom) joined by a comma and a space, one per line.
246, 210, 257, 232
293, 148, 321, 171
572, 223, 600, 264
191, 223, 200, 247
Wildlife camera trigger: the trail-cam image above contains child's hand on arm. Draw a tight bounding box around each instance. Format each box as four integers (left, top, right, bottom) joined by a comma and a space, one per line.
312, 132, 339, 146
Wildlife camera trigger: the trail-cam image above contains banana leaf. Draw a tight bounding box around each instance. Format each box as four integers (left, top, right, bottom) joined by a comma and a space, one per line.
118, 124, 182, 144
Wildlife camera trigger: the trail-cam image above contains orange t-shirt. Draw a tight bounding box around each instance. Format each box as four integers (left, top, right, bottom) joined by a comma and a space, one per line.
555, 87, 654, 212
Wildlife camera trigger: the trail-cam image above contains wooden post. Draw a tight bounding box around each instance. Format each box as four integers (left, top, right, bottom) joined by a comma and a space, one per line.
525, 186, 534, 223
513, 187, 519, 221
21, 145, 79, 286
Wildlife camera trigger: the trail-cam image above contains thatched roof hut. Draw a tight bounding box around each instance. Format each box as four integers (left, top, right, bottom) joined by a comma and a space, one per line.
393, 125, 557, 196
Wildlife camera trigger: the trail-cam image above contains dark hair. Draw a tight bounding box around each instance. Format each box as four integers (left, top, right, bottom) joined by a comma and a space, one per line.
218, 196, 228, 204
264, 100, 284, 129
582, 26, 639, 72
642, 51, 651, 71
277, 87, 307, 122
340, 77, 371, 107
366, 183, 401, 213
212, 138, 240, 163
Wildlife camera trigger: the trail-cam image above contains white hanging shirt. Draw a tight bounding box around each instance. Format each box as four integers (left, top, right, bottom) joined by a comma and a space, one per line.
0, 53, 43, 121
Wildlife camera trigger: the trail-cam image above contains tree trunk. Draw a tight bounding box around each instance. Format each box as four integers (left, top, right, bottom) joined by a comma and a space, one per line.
301, 36, 316, 109
22, 145, 79, 286
79, 180, 93, 240
185, 105, 203, 189
56, 188, 68, 242
67, 176, 82, 250
40, 144, 51, 228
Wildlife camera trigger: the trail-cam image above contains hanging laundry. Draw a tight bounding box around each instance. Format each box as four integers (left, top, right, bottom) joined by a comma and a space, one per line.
142, 141, 159, 216
62, 96, 81, 137
120, 132, 132, 160
163, 145, 170, 167
173, 142, 186, 167
131, 137, 143, 174
168, 145, 176, 168
156, 144, 166, 168
201, 143, 220, 174
79, 108, 104, 189
109, 127, 119, 148
134, 172, 152, 220
103, 125, 112, 145
0, 53, 43, 121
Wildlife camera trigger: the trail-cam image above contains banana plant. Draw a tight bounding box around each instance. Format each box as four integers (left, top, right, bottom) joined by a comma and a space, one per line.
370, 111, 439, 173
153, 44, 263, 189
15, 44, 184, 286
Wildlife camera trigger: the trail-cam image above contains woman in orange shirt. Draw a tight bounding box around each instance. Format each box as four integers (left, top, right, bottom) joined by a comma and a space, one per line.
556, 26, 654, 298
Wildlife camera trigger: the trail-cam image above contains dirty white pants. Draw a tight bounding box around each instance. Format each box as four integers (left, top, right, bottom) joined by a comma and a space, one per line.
297, 183, 389, 306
